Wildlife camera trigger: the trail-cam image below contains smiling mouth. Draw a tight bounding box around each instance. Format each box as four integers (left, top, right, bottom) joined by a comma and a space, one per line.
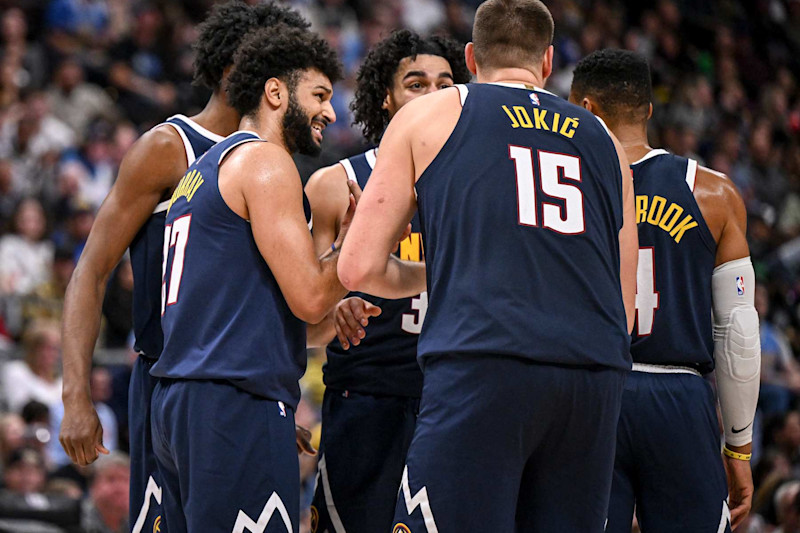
312, 121, 325, 142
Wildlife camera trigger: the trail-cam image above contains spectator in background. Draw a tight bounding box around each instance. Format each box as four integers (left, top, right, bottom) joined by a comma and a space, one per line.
21, 246, 75, 326
0, 8, 48, 92
0, 198, 53, 298
2, 319, 62, 414
47, 58, 118, 140
0, 413, 26, 466
60, 121, 117, 209
45, 0, 110, 57
81, 453, 129, 533
0, 158, 21, 229
758, 283, 800, 416
775, 480, 800, 532
2, 447, 46, 495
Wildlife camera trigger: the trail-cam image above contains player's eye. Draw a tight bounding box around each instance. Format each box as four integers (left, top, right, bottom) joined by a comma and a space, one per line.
439, 83, 453, 89
409, 82, 423, 90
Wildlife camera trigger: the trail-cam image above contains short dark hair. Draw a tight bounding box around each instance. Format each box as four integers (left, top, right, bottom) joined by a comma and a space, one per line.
192, 1, 310, 91
473, 0, 553, 71
352, 30, 472, 144
226, 25, 343, 118
570, 49, 652, 124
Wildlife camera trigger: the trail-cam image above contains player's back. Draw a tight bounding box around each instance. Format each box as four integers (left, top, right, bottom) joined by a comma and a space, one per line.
152, 131, 309, 407
129, 115, 223, 359
415, 83, 629, 369
630, 150, 716, 373
325, 148, 424, 397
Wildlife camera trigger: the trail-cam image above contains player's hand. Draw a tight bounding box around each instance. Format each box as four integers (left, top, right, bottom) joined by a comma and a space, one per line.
334, 297, 382, 349
59, 397, 109, 466
723, 454, 754, 529
347, 178, 362, 204
333, 193, 357, 252
295, 424, 316, 456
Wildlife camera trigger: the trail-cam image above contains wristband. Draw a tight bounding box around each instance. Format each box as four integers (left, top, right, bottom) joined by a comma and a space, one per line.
331, 243, 336, 252
722, 446, 752, 461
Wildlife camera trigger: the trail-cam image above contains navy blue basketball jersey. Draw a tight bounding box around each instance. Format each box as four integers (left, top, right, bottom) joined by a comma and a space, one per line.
129, 115, 223, 359
325, 149, 424, 398
630, 150, 716, 373
152, 131, 311, 407
415, 83, 630, 369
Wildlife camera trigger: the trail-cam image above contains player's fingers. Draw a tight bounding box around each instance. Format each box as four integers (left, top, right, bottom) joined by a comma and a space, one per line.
340, 305, 365, 341
730, 502, 748, 529
347, 179, 362, 204
295, 426, 317, 456
363, 301, 382, 317
82, 441, 99, 465
334, 315, 350, 349
95, 426, 110, 455
60, 436, 78, 465
72, 439, 88, 466
337, 311, 361, 346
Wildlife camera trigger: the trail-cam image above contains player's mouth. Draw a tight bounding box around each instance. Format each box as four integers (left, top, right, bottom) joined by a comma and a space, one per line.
311, 120, 326, 143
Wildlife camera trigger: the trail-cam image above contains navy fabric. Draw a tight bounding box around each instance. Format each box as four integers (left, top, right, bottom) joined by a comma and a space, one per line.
152, 131, 310, 408
128, 357, 162, 533
606, 372, 730, 533
325, 150, 425, 398
630, 152, 716, 373
310, 389, 418, 533
392, 354, 625, 532
415, 83, 630, 370
129, 115, 219, 360
151, 378, 299, 533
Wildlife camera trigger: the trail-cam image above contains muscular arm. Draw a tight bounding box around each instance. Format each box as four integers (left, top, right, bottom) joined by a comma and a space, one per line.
225, 143, 348, 324
60, 126, 186, 466
611, 133, 638, 333
305, 163, 351, 257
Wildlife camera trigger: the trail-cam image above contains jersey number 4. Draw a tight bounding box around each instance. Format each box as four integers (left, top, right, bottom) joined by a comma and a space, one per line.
161, 214, 192, 314
635, 247, 660, 336
509, 147, 585, 234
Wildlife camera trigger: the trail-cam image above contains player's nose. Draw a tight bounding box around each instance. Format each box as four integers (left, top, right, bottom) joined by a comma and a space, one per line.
322, 101, 336, 125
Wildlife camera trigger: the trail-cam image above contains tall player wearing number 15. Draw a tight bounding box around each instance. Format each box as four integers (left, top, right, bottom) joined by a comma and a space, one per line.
570, 49, 760, 532
338, 1, 638, 529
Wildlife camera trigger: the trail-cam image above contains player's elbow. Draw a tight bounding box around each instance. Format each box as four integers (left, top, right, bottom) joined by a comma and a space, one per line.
288, 292, 332, 325
337, 255, 374, 293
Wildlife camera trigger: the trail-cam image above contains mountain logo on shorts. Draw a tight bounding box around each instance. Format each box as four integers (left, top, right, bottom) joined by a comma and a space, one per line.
393, 524, 412, 533
153, 516, 162, 533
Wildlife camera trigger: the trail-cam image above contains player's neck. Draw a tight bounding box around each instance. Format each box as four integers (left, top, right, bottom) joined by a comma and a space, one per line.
609, 122, 651, 164
239, 114, 289, 153
189, 91, 241, 138
478, 67, 545, 89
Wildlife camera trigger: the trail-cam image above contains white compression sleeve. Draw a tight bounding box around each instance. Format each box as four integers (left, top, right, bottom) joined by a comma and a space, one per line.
712, 257, 760, 447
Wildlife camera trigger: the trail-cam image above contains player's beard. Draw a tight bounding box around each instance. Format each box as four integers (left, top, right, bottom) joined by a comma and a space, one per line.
282, 94, 322, 156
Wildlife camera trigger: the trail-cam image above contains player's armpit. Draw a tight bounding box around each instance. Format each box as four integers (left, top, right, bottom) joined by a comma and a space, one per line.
305, 163, 352, 257
61, 125, 186, 466
236, 143, 348, 324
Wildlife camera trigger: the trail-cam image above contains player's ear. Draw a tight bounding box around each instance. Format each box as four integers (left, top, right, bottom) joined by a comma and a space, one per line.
581, 98, 594, 113
647, 102, 653, 120
541, 45, 554, 81
264, 78, 283, 109
381, 89, 391, 111
465, 42, 477, 75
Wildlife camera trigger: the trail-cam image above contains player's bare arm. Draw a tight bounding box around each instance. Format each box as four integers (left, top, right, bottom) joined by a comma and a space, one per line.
306, 163, 351, 256
695, 167, 758, 529
338, 89, 459, 297
220, 142, 349, 324
60, 126, 186, 466
611, 133, 638, 333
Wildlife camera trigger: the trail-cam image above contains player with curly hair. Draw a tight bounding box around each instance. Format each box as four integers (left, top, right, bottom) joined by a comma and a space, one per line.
59, 3, 310, 531
150, 24, 349, 532
304, 29, 470, 533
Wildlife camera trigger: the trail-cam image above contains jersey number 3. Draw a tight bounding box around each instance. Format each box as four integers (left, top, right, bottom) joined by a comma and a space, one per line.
635, 247, 659, 336
161, 214, 192, 314
509, 147, 585, 234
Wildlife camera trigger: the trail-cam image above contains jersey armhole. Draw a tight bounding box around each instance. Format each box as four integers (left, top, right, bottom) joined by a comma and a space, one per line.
685, 159, 698, 192
455, 84, 469, 107
339, 158, 357, 182
157, 122, 195, 167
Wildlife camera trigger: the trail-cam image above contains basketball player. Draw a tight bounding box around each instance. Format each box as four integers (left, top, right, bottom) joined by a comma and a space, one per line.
304, 30, 470, 533
338, 0, 638, 530
58, 3, 310, 531
150, 25, 345, 532
570, 49, 759, 532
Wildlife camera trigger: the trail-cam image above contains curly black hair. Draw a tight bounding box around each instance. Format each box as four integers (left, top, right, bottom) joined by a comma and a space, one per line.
192, 1, 310, 91
351, 30, 472, 144
227, 25, 343, 118
570, 49, 652, 124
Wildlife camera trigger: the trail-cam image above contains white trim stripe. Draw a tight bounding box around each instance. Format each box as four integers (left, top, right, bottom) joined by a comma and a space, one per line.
319, 456, 347, 533
339, 159, 357, 182
400, 466, 438, 533
308, 215, 313, 232
152, 200, 170, 214
717, 499, 731, 533
455, 84, 469, 106
168, 114, 226, 142
131, 476, 162, 533
487, 82, 556, 96
595, 115, 612, 136
365, 148, 378, 170
160, 122, 195, 166
630, 149, 669, 166
686, 158, 698, 192
632, 363, 702, 377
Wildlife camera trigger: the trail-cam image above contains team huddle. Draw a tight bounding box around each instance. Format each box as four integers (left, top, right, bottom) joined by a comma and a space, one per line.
55, 0, 761, 532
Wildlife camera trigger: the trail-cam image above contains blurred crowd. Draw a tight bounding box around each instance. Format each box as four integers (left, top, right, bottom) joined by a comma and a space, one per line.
0, 0, 797, 531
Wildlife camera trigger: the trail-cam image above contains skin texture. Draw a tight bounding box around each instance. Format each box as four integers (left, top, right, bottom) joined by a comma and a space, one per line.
305, 54, 456, 347
337, 44, 638, 335
572, 97, 753, 529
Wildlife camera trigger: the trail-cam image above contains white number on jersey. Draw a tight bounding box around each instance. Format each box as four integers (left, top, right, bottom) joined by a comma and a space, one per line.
161, 214, 192, 313
635, 247, 660, 336
509, 147, 585, 234
401, 291, 428, 334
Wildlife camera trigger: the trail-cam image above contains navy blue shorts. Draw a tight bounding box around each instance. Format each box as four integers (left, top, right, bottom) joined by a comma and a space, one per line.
129, 356, 162, 533
151, 379, 299, 533
392, 354, 625, 532
606, 370, 731, 533
310, 388, 418, 533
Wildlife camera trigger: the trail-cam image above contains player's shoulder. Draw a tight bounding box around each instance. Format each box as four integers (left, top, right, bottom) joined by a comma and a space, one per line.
394, 85, 463, 126
114, 122, 189, 193
222, 140, 300, 187
305, 160, 352, 210
695, 164, 742, 205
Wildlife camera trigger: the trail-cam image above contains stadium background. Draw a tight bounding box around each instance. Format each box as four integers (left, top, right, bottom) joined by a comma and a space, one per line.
0, 0, 797, 531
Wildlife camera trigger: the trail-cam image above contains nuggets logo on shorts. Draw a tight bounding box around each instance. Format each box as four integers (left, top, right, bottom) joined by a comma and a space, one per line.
153, 516, 162, 533
310, 505, 319, 532
393, 523, 412, 533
